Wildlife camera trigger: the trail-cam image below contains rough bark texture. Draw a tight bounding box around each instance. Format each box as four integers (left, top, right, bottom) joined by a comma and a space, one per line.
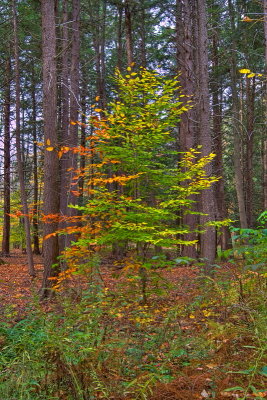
2, 57, 11, 256
263, 0, 267, 210
196, 0, 216, 265
228, 0, 248, 229
41, 0, 60, 295
13, 0, 35, 276
125, 0, 133, 66
244, 77, 255, 227
176, 0, 198, 259
210, 2, 231, 250
59, 0, 70, 254
117, 3, 123, 70
31, 63, 41, 255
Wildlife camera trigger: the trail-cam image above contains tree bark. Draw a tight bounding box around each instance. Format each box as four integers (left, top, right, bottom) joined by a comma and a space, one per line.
176, 0, 198, 259
228, 0, 248, 229
2, 56, 11, 256
210, 0, 231, 250
40, 0, 60, 296
13, 0, 35, 276
31, 61, 41, 255
196, 0, 216, 265
59, 0, 70, 254
124, 0, 133, 66
244, 76, 255, 227
263, 0, 267, 210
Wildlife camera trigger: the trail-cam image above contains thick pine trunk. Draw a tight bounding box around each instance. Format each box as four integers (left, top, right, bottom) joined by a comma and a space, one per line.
41, 0, 60, 296
196, 0, 216, 266
176, 0, 198, 259
263, 0, 267, 210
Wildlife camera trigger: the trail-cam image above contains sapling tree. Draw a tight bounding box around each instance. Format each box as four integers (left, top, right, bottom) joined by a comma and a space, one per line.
55, 68, 218, 300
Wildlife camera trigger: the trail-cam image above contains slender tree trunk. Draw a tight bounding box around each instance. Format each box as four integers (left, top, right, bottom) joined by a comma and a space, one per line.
124, 0, 133, 66
210, 1, 231, 250
13, 0, 35, 276
31, 61, 41, 255
244, 76, 255, 227
41, 0, 60, 296
117, 3, 123, 70
100, 0, 107, 109
139, 4, 146, 67
2, 56, 11, 256
196, 0, 216, 265
65, 0, 80, 246
78, 67, 87, 200
228, 0, 248, 229
59, 0, 70, 254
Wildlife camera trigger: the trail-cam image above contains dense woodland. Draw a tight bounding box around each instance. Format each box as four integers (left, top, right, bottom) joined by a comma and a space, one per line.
0, 0, 267, 399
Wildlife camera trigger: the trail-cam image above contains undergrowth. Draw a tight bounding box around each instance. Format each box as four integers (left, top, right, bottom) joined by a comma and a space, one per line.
1, 219, 267, 400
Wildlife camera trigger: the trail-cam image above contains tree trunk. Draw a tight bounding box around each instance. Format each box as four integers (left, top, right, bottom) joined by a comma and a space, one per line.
244, 76, 255, 227
40, 0, 60, 296
59, 0, 70, 254
65, 0, 80, 246
31, 61, 41, 255
176, 0, 198, 259
228, 0, 248, 229
117, 3, 123, 70
263, 0, 267, 210
196, 0, 216, 266
13, 0, 35, 276
2, 56, 11, 256
124, 0, 133, 66
210, 0, 231, 250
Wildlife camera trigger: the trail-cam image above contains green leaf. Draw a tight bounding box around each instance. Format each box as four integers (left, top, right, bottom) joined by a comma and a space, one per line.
259, 366, 267, 377
223, 386, 244, 392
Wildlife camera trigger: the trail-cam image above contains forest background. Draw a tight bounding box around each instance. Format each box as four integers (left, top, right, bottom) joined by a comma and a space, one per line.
0, 0, 267, 399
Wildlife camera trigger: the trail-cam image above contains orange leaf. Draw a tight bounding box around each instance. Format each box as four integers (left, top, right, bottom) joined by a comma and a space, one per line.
242, 16, 253, 22
46, 147, 54, 151
46, 139, 51, 145
44, 232, 57, 240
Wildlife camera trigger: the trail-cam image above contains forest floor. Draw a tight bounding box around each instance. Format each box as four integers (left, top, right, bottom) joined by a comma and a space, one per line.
0, 250, 266, 400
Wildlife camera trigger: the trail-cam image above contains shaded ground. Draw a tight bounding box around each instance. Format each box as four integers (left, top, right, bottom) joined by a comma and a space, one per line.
0, 251, 266, 399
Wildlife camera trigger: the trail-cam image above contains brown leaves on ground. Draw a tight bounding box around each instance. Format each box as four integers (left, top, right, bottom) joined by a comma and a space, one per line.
0, 251, 265, 400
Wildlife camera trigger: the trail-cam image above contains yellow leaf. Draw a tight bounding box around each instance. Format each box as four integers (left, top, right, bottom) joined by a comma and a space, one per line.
94, 108, 102, 112
127, 66, 131, 71
46, 139, 51, 145
95, 95, 100, 101
247, 73, 256, 78
239, 69, 251, 74
46, 147, 54, 151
